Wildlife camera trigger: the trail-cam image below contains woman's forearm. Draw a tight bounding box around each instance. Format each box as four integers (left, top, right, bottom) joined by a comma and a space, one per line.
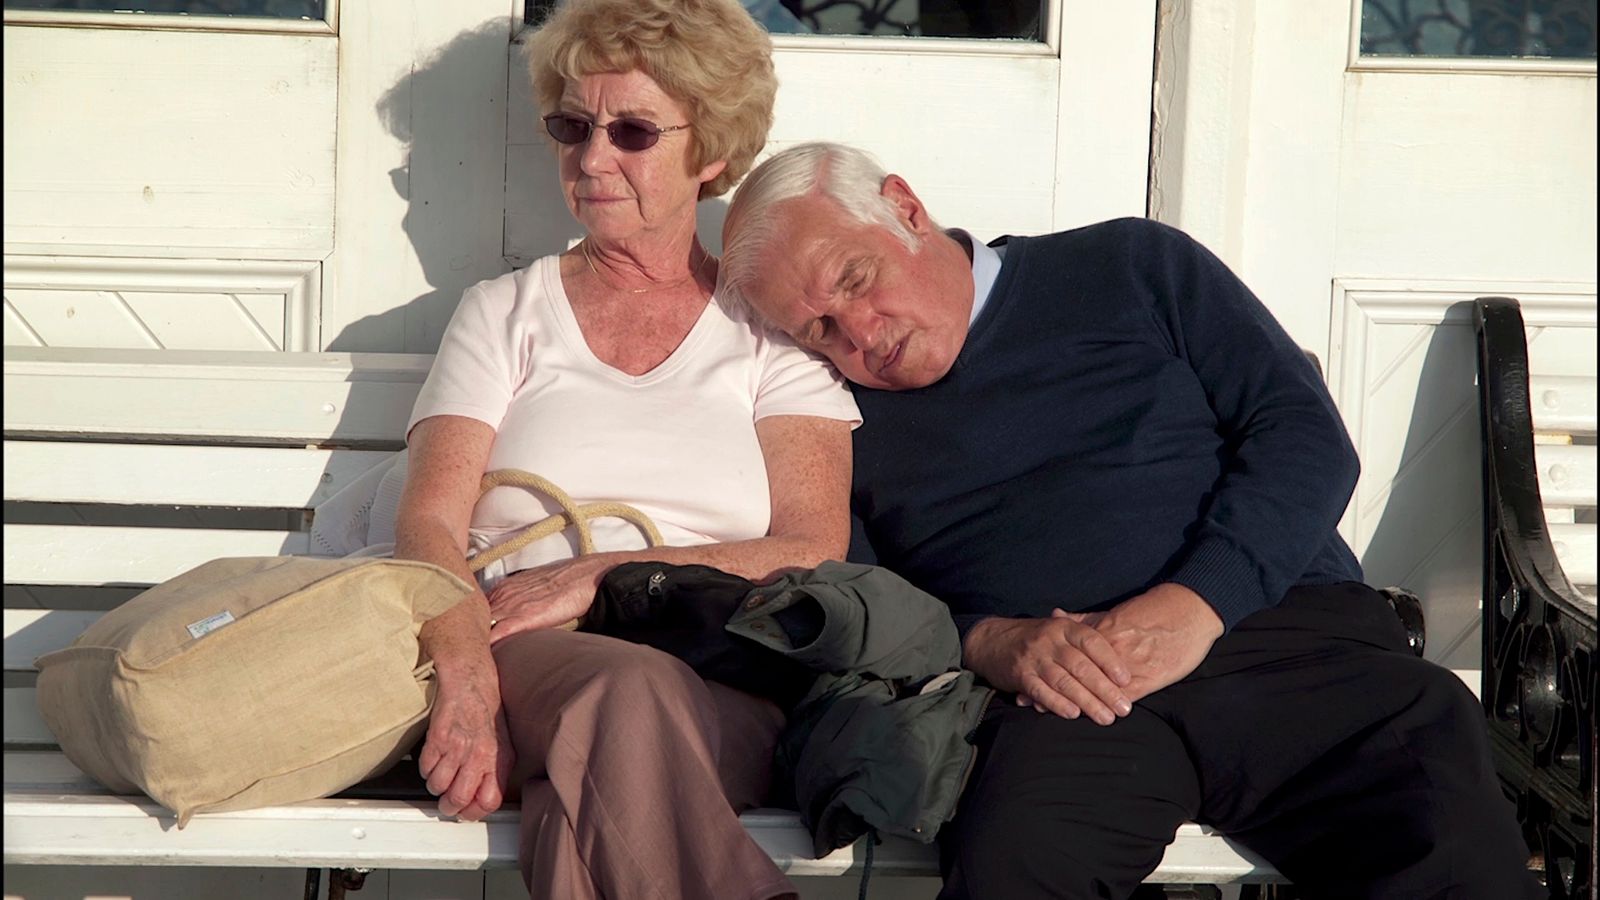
399, 519, 496, 676
584, 531, 845, 585
479, 531, 847, 636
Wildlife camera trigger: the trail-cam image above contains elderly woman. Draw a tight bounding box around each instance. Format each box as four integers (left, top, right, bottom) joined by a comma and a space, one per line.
394, 1, 857, 898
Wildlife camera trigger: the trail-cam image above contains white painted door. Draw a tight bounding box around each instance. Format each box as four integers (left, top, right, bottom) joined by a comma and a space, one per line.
3, 3, 342, 352
1153, 0, 1597, 670
4, 6, 1152, 898
332, 0, 1158, 353
2, 0, 518, 355
6, 1, 1156, 357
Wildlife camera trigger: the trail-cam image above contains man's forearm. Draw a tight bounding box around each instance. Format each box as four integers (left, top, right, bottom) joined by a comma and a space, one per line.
1147, 224, 1362, 628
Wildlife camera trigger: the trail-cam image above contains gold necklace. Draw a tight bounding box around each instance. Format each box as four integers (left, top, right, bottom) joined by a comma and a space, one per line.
580, 238, 710, 295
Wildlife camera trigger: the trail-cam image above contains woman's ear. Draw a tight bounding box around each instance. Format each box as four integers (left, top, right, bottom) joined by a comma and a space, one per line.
696, 158, 730, 187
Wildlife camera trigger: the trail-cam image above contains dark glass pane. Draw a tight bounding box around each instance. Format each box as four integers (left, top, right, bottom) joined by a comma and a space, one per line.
1361, 0, 1597, 59
525, 0, 1044, 41
4, 0, 327, 20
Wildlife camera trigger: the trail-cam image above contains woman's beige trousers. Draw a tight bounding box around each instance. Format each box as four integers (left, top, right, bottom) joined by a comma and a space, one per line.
494, 629, 795, 900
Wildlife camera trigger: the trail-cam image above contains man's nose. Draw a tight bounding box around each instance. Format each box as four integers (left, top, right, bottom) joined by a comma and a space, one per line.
836, 307, 882, 354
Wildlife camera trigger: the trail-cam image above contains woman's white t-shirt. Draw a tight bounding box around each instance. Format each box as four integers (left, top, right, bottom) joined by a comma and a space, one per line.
407, 255, 861, 582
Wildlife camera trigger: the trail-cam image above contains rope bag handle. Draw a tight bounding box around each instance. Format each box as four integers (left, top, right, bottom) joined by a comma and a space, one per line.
465, 469, 664, 575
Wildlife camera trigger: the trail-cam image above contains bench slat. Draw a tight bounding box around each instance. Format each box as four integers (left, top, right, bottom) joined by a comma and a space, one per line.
3, 752, 99, 791
0, 779, 1279, 882
0, 788, 929, 877
1550, 522, 1598, 588
1534, 443, 1598, 509
4, 442, 394, 509
4, 348, 427, 444
5, 609, 101, 672
2, 791, 523, 870
5, 689, 54, 747
1529, 375, 1599, 436
3, 525, 310, 587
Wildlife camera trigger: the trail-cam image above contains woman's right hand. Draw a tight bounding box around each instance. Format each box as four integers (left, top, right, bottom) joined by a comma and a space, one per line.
419, 652, 516, 821
485, 554, 610, 641
396, 415, 514, 819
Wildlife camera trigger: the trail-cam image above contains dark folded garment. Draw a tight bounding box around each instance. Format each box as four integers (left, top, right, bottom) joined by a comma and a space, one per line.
583, 562, 817, 709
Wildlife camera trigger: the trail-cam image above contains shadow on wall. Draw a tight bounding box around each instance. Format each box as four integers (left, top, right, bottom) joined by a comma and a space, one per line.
327, 20, 518, 353
326, 18, 731, 354
1357, 303, 1485, 670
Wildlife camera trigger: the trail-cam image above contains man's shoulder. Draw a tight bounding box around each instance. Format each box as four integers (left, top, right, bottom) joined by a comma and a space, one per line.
998, 217, 1194, 265
1042, 216, 1189, 247
993, 219, 1196, 285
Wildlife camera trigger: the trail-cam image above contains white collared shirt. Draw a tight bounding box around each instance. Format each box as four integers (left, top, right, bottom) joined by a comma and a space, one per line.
955, 230, 1005, 325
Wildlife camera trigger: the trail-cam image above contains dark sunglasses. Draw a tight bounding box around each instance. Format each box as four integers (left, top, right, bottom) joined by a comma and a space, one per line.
542, 113, 691, 152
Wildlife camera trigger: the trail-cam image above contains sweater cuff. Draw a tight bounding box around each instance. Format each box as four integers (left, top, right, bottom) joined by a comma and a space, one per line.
1168, 537, 1269, 631
952, 614, 993, 649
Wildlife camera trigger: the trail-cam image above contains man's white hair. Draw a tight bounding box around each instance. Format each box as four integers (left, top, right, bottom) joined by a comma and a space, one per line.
719, 142, 926, 322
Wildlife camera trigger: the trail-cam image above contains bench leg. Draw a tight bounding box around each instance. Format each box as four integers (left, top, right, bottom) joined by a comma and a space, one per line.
306, 867, 370, 900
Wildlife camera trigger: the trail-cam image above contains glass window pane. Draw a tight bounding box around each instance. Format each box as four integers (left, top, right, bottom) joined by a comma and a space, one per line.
526, 0, 1044, 41
1360, 0, 1596, 60
4, 0, 327, 20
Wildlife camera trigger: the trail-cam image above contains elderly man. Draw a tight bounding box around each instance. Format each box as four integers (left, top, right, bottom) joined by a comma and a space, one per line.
718, 143, 1538, 899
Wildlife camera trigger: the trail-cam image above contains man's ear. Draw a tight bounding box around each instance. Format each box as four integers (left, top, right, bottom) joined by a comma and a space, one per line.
880, 174, 934, 236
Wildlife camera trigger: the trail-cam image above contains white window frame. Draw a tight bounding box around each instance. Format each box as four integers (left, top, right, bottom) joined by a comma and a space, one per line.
510, 0, 1059, 57
2, 0, 338, 35
1347, 0, 1597, 75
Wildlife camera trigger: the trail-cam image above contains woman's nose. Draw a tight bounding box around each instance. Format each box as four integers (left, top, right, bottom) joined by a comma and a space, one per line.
579, 129, 620, 173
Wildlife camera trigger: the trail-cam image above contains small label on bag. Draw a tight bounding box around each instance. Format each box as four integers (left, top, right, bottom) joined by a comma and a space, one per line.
186, 610, 236, 640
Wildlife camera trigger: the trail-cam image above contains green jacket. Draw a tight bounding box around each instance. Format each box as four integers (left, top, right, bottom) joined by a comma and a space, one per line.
726, 561, 994, 857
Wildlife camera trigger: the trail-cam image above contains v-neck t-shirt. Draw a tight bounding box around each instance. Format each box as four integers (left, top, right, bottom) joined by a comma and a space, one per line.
409, 254, 861, 576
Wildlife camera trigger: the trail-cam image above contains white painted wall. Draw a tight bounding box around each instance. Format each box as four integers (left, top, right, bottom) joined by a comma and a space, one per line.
2, 4, 1155, 898
20, 0, 1589, 893
5, 2, 1153, 356
1152, 0, 1598, 670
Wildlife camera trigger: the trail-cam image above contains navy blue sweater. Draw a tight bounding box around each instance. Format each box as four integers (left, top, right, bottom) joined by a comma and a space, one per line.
849, 219, 1363, 636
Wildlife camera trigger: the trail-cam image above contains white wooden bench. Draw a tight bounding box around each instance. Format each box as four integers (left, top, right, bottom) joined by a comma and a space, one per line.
1473, 297, 1598, 899
3, 346, 1294, 896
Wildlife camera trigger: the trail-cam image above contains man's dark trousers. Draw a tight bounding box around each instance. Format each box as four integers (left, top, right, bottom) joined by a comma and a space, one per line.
936, 582, 1540, 899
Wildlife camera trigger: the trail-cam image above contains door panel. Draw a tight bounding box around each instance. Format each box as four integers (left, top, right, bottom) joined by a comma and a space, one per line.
1330, 284, 1596, 667
3, 27, 337, 258
1336, 73, 1595, 281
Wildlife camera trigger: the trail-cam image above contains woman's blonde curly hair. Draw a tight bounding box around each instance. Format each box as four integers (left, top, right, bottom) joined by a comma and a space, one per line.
525, 0, 777, 200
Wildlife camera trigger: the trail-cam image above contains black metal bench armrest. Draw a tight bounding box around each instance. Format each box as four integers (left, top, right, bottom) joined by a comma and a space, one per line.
1475, 297, 1592, 611
1473, 296, 1597, 900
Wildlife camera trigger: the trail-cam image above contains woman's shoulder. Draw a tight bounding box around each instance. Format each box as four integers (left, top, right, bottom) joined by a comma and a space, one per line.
458, 255, 563, 314
703, 293, 842, 382
704, 292, 788, 352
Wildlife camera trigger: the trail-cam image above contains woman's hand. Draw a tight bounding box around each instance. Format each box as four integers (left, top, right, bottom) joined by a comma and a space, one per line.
419, 657, 516, 821
486, 555, 611, 641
